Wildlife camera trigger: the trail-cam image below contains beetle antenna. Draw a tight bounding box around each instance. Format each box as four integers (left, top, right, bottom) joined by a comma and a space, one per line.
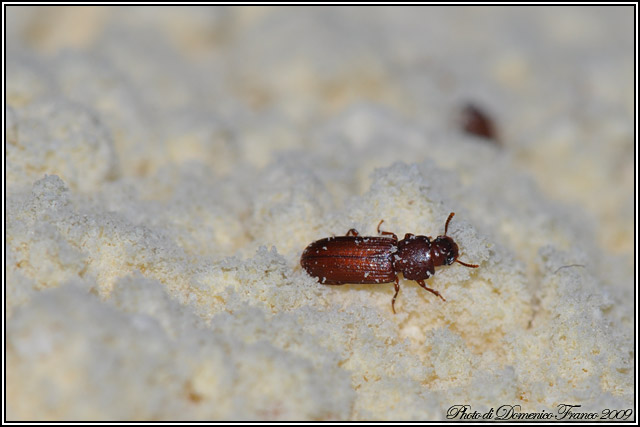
456, 259, 479, 268
444, 212, 455, 236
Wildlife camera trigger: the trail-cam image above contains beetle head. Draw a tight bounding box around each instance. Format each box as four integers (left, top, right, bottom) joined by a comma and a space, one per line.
431, 235, 459, 265
438, 212, 479, 269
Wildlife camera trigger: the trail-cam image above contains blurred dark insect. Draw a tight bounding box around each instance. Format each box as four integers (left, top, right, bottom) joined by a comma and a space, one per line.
459, 103, 500, 144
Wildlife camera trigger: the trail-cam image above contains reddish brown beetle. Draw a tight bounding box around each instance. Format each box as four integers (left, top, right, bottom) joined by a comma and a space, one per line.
300, 212, 478, 313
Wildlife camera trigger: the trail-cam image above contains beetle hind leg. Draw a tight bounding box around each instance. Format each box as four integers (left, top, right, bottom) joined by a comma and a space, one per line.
345, 228, 359, 237
391, 276, 400, 314
417, 280, 446, 302
377, 220, 398, 241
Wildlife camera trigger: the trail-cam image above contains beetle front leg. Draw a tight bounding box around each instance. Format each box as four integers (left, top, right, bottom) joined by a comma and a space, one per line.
391, 275, 400, 314
416, 279, 446, 302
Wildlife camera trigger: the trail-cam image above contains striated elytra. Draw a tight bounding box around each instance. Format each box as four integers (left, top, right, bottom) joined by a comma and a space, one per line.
300, 212, 478, 314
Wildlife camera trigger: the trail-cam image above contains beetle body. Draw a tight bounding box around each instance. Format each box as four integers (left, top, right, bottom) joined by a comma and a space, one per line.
300, 213, 478, 313
301, 236, 397, 285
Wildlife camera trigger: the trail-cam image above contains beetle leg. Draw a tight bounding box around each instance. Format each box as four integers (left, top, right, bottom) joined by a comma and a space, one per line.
417, 280, 446, 302
404, 233, 414, 240
345, 228, 359, 237
377, 220, 398, 241
391, 275, 400, 314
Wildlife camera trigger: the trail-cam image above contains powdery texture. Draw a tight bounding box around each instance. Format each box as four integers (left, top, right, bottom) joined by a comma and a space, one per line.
6, 6, 633, 421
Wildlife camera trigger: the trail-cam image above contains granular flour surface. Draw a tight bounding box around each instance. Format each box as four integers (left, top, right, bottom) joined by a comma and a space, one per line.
5, 6, 634, 421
